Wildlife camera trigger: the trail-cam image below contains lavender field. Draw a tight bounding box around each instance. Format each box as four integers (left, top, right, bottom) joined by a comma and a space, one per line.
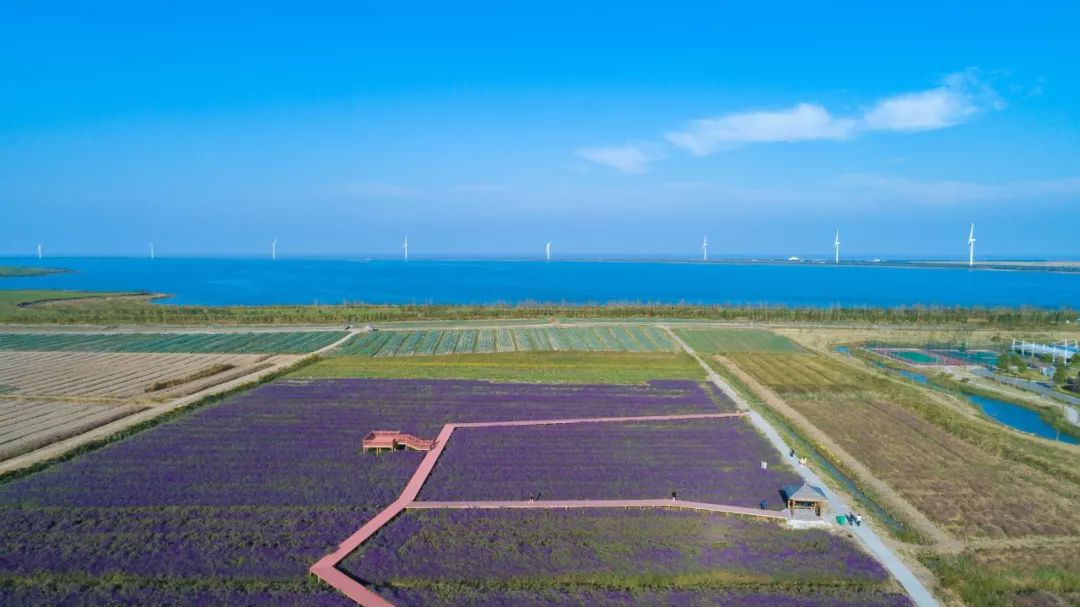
344, 509, 911, 606
420, 418, 800, 509
0, 377, 730, 604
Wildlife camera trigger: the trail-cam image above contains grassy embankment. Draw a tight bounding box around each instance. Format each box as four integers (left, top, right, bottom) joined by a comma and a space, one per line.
296, 351, 705, 384
707, 329, 1079, 606
1, 287, 1077, 327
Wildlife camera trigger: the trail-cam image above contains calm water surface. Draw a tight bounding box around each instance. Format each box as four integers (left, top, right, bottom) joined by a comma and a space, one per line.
2, 257, 1078, 308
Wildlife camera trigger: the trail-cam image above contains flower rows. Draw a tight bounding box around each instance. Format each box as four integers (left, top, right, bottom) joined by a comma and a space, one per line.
343, 509, 909, 606
0, 377, 728, 604
420, 418, 799, 508
336, 326, 679, 356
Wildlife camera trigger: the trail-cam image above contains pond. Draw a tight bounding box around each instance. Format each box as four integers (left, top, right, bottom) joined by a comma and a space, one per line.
858, 352, 1078, 445
965, 393, 1078, 445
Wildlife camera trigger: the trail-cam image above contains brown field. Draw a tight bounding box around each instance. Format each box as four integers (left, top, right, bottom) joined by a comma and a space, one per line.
774, 325, 1077, 353
723, 351, 1080, 540
0, 351, 298, 401
0, 398, 144, 461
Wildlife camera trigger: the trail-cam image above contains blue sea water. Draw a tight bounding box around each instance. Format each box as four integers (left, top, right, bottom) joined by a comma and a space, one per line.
1, 257, 1078, 308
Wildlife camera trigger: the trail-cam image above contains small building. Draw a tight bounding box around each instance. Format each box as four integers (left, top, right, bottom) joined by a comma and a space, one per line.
782, 482, 828, 517
362, 431, 434, 453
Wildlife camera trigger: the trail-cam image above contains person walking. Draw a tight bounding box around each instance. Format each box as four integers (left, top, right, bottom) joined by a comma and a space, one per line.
855, 513, 862, 527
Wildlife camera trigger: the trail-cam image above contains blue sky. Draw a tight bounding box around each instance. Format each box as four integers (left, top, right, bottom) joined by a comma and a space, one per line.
2, 2, 1078, 259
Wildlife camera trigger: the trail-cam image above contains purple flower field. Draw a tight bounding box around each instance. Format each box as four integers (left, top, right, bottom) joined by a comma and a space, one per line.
343, 509, 910, 606
420, 418, 801, 509
0, 378, 732, 605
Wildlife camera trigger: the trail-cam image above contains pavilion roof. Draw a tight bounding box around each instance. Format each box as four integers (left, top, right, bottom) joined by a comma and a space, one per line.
782, 482, 827, 502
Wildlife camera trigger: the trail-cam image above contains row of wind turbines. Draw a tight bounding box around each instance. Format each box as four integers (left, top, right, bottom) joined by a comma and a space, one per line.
700, 223, 977, 267
30, 224, 979, 266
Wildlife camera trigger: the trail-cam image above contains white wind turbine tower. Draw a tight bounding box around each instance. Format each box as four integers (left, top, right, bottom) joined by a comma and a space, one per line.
37, 244, 43, 259
271, 238, 278, 261
149, 242, 155, 259
833, 230, 840, 264
967, 223, 976, 267
402, 236, 409, 261
701, 234, 708, 261
545, 241, 552, 261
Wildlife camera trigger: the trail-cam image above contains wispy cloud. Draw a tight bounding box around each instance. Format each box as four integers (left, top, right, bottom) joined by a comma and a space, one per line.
574, 143, 661, 174
863, 69, 1003, 132
579, 69, 1006, 171
665, 103, 857, 155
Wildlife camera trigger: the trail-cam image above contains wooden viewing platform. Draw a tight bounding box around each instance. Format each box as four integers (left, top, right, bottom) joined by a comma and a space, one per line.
361, 431, 435, 453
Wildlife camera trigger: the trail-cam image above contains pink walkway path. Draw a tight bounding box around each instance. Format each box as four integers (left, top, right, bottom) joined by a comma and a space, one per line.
310, 411, 769, 607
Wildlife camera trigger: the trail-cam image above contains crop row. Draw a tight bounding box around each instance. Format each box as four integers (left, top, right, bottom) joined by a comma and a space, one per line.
0, 377, 730, 604
344, 509, 906, 606
419, 418, 801, 509
673, 328, 802, 354
0, 331, 345, 354
336, 326, 678, 356
0, 398, 144, 461
0, 351, 290, 400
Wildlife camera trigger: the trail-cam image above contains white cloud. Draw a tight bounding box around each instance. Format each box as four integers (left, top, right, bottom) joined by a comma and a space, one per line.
863, 70, 1003, 132
574, 143, 659, 174
665, 103, 857, 155
581, 69, 1006, 170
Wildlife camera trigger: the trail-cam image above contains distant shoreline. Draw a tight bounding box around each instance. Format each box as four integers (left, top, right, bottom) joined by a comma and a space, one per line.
0, 266, 71, 278
2, 257, 1079, 274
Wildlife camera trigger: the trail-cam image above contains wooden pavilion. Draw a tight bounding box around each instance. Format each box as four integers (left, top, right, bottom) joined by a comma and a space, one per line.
782, 482, 828, 517
362, 431, 435, 454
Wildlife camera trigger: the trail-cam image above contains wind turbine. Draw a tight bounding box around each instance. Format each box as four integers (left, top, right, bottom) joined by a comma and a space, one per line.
402, 236, 409, 261
271, 238, 278, 261
833, 230, 840, 264
701, 234, 708, 261
36, 244, 43, 259
967, 223, 976, 267
545, 241, 552, 261
148, 242, 155, 260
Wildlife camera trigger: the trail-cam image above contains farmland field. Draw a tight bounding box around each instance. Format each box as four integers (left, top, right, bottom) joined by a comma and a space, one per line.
297, 351, 705, 384
0, 376, 745, 605
419, 418, 794, 508
723, 351, 1080, 540
0, 398, 145, 461
342, 509, 910, 606
336, 325, 678, 356
674, 328, 801, 353
0, 351, 297, 400
0, 331, 345, 354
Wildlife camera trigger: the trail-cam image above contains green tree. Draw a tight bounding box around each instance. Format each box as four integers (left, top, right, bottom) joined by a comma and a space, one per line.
1054, 362, 1068, 384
